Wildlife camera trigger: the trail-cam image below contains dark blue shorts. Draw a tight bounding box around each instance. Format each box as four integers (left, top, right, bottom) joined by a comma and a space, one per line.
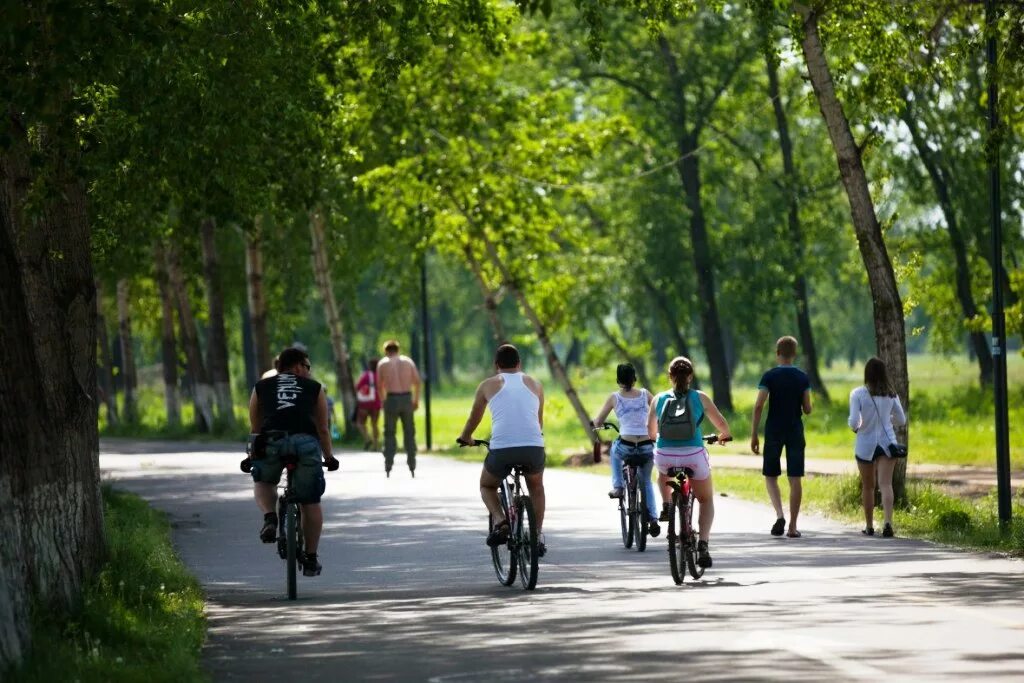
762, 429, 805, 478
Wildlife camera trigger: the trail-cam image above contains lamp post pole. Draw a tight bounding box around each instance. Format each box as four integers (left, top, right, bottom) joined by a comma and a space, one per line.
986, 0, 1011, 527
421, 251, 433, 451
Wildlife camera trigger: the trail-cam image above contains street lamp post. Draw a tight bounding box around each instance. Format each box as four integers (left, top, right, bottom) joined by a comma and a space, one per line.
421, 251, 433, 451
986, 0, 1011, 526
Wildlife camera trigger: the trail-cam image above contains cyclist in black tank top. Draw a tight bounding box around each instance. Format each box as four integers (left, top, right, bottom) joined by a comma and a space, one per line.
247, 347, 338, 576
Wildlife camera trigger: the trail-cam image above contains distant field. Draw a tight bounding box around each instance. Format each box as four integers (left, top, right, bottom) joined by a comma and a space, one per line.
101, 353, 1023, 469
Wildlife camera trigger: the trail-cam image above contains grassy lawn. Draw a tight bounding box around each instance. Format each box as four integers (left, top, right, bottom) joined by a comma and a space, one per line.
9, 487, 206, 683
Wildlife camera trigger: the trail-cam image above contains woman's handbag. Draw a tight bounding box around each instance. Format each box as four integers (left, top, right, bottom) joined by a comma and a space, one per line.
870, 396, 908, 458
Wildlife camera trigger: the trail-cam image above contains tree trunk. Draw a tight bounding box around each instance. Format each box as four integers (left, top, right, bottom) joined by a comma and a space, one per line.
164, 242, 215, 431
0, 122, 104, 668
900, 102, 993, 385
479, 232, 597, 445
462, 243, 507, 343
199, 217, 233, 425
115, 278, 138, 423
797, 6, 909, 499
94, 279, 119, 426
245, 218, 272, 376
309, 208, 358, 438
658, 34, 733, 412
153, 244, 181, 428
766, 49, 830, 402
638, 272, 698, 388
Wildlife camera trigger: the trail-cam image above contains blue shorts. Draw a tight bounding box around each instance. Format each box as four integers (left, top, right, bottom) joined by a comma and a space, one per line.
762, 429, 805, 478
251, 433, 326, 504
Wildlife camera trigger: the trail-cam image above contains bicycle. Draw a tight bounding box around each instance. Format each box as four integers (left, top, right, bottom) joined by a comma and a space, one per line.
665, 434, 730, 585
595, 422, 655, 551
242, 432, 334, 600
456, 438, 539, 590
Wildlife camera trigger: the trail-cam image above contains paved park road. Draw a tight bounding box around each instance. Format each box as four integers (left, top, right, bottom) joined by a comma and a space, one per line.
100, 441, 1024, 682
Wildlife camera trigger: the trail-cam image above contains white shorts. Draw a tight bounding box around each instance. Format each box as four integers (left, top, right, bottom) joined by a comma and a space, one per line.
654, 447, 711, 481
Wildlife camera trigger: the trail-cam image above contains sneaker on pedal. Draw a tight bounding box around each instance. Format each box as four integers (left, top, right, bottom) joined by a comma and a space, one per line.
659, 503, 671, 522
301, 552, 322, 577
648, 518, 661, 537
537, 531, 546, 558
486, 520, 510, 547
608, 487, 623, 499
260, 513, 277, 543
696, 540, 712, 568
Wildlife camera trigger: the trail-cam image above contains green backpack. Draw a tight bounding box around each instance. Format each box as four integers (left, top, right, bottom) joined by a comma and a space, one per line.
658, 391, 697, 441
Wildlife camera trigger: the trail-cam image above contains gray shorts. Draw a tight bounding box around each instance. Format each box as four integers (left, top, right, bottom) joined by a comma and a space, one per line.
484, 446, 546, 478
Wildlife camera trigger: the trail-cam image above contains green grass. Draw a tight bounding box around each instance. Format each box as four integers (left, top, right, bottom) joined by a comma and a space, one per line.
9, 487, 207, 683
712, 468, 1024, 555
102, 353, 1024, 470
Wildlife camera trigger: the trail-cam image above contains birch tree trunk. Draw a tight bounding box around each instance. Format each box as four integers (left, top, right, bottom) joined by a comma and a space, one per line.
597, 319, 652, 389
0, 117, 104, 667
165, 242, 215, 431
94, 279, 119, 426
463, 243, 507, 343
116, 278, 138, 423
766, 50, 830, 402
797, 6, 910, 499
199, 217, 233, 425
309, 208, 357, 437
479, 232, 597, 446
245, 218, 272, 376
153, 244, 181, 428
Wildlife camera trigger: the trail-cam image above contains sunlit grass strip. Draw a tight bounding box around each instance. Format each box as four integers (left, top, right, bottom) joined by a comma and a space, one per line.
9, 487, 207, 683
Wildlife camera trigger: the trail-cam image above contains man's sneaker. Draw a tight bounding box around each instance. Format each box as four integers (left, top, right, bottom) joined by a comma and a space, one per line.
648, 518, 661, 538
486, 520, 510, 547
608, 487, 624, 499
882, 523, 895, 538
537, 532, 546, 558
659, 503, 672, 522
696, 540, 712, 568
260, 513, 278, 543
301, 552, 322, 577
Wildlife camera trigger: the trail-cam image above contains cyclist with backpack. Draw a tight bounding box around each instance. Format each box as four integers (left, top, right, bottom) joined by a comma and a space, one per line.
591, 363, 660, 538
648, 356, 732, 568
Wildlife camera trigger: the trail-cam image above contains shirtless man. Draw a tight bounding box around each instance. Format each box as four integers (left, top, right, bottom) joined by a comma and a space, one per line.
377, 340, 421, 477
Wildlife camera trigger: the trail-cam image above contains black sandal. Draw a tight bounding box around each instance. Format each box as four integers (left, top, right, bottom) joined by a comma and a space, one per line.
486, 520, 510, 547
771, 518, 786, 537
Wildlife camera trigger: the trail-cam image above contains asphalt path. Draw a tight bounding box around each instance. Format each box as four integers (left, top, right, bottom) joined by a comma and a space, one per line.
100, 440, 1024, 682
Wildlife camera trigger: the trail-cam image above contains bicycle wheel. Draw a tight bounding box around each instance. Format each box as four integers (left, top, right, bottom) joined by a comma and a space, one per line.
634, 472, 648, 552
516, 496, 539, 590
624, 470, 636, 549
618, 496, 629, 548
286, 503, 298, 600
491, 487, 516, 586
276, 498, 287, 559
296, 506, 305, 574
685, 491, 705, 580
667, 490, 685, 585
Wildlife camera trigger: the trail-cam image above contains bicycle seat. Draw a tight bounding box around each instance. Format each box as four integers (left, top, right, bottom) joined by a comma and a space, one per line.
622, 454, 651, 467
666, 466, 695, 478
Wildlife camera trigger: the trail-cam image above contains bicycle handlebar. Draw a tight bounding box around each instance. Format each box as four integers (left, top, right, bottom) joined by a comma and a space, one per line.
703, 434, 732, 445
456, 438, 490, 448
592, 421, 619, 433
239, 456, 338, 473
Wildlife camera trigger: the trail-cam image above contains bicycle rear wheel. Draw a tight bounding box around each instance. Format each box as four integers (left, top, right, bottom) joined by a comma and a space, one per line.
491, 487, 516, 586
624, 470, 636, 549
516, 496, 539, 590
685, 492, 705, 580
618, 496, 629, 548
634, 475, 648, 552
667, 490, 685, 585
286, 503, 299, 600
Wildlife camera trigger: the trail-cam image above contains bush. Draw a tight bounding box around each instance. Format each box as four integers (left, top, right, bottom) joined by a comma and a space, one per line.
934, 509, 973, 533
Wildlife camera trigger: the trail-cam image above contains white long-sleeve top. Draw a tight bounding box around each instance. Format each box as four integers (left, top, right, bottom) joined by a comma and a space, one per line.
848, 386, 907, 461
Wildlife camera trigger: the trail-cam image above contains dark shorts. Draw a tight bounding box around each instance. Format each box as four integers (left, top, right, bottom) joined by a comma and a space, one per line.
251, 433, 326, 504
484, 446, 546, 478
762, 429, 805, 478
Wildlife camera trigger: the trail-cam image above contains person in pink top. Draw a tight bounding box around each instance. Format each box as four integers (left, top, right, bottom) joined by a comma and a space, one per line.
355, 358, 381, 451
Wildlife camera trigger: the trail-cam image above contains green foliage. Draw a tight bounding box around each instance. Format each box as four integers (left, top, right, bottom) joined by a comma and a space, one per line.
9, 488, 206, 683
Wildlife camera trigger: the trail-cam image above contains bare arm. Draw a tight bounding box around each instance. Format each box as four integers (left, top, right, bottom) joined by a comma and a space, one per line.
750, 389, 768, 454
458, 382, 490, 443
314, 388, 334, 459
647, 396, 659, 441
699, 391, 731, 440
592, 393, 616, 429
802, 389, 813, 415
248, 389, 261, 433
536, 381, 544, 431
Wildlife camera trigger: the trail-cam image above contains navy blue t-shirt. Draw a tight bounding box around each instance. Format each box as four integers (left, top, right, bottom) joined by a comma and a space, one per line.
758, 365, 810, 436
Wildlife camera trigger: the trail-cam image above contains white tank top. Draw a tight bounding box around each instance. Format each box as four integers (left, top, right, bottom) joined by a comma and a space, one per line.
489, 373, 545, 449
614, 389, 649, 436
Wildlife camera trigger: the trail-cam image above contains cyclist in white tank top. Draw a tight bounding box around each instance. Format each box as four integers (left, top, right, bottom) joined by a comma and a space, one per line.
458, 344, 548, 555
591, 363, 660, 537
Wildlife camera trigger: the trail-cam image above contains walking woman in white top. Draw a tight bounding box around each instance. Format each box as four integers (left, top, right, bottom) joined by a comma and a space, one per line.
848, 357, 907, 537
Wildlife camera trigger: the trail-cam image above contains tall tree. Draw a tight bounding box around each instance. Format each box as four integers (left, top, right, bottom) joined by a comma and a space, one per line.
199, 218, 234, 425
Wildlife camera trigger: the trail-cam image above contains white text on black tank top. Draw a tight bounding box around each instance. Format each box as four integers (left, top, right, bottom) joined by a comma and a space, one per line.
276, 373, 302, 409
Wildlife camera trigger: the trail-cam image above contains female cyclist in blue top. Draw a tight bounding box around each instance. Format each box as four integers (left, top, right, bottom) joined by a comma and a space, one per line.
648, 356, 731, 568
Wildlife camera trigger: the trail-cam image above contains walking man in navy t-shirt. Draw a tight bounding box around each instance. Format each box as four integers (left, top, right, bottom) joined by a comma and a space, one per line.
750, 336, 812, 538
